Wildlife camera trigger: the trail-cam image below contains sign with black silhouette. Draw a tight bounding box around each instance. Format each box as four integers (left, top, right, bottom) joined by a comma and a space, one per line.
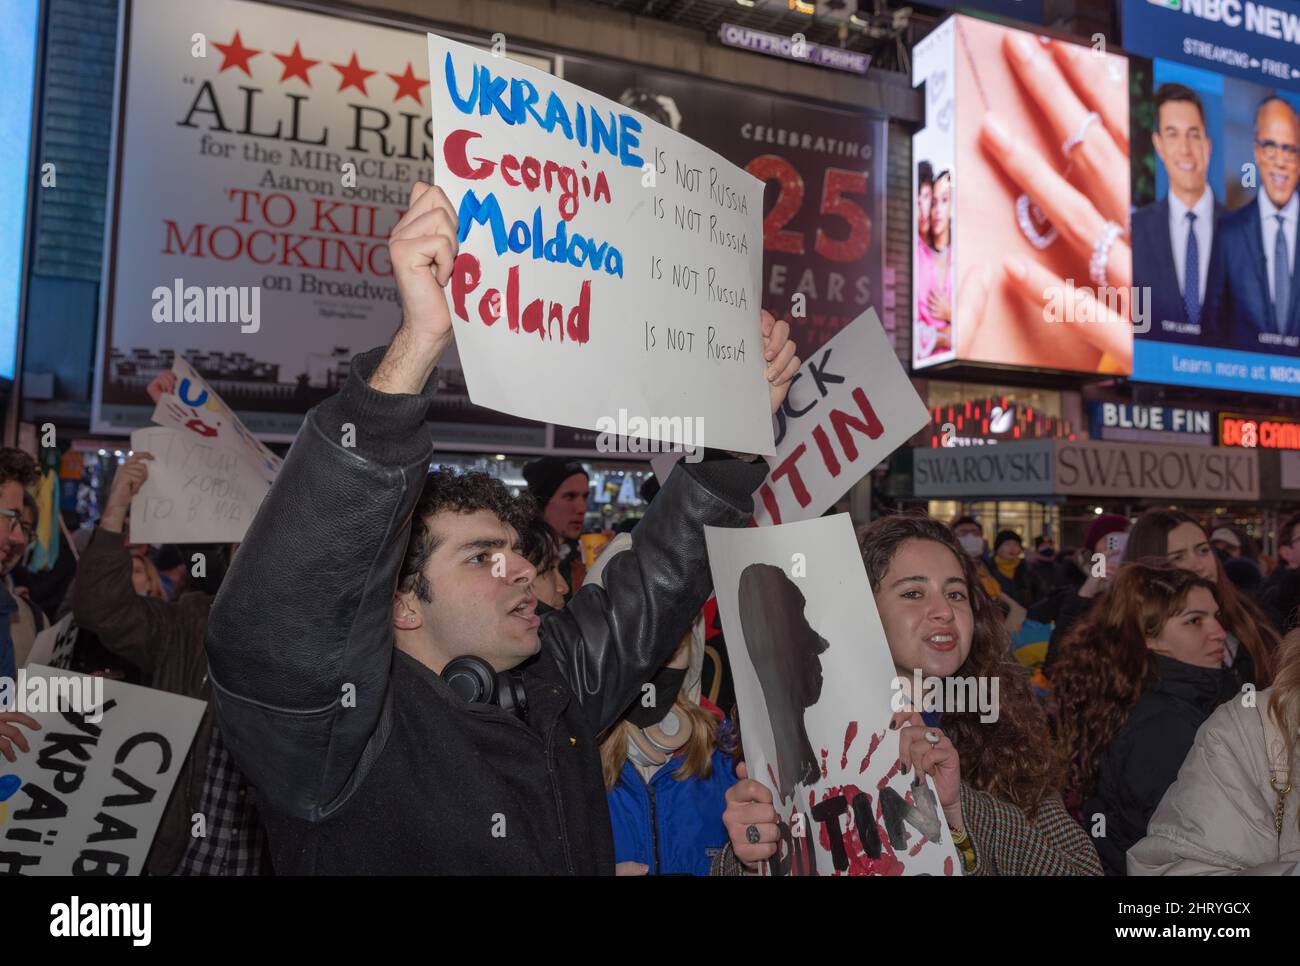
0, 667, 205, 875
705, 515, 958, 875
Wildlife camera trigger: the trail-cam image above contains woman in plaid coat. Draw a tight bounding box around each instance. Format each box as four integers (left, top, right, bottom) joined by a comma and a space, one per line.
717, 514, 1101, 876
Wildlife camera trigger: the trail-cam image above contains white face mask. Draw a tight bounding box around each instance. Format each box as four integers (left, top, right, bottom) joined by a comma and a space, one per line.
958, 534, 984, 557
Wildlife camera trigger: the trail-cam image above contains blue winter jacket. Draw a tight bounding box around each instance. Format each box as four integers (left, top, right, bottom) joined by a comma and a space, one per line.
607, 747, 736, 876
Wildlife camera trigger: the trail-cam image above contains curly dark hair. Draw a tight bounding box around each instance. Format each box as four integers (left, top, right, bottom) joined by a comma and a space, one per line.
518, 515, 561, 574
1052, 562, 1218, 799
859, 512, 1062, 817
0, 448, 37, 489
397, 470, 534, 604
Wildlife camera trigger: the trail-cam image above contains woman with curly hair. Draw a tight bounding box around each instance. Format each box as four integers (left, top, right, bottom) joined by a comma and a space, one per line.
1053, 563, 1233, 875
1121, 509, 1276, 690
1129, 627, 1300, 874
719, 513, 1100, 875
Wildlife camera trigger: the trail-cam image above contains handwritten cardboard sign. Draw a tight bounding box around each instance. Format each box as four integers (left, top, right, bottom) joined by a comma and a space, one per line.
753, 308, 928, 525
23, 614, 78, 670
427, 33, 773, 455
150, 357, 282, 486
0, 666, 205, 875
128, 426, 270, 544
705, 515, 958, 876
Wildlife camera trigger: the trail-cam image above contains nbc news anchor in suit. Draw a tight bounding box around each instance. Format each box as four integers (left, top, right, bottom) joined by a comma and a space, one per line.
1204, 96, 1300, 352
1132, 84, 1224, 341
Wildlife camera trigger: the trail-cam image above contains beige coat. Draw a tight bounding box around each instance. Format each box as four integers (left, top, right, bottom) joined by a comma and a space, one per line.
1129, 688, 1300, 875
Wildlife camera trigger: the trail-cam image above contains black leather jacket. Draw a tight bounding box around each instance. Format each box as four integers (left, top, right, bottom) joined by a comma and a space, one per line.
204, 347, 767, 873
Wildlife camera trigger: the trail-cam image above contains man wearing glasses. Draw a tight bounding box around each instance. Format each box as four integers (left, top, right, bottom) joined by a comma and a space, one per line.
2, 492, 47, 669
0, 448, 37, 682
1206, 96, 1300, 351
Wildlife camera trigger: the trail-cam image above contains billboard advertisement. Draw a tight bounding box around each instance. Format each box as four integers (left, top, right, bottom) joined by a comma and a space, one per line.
560, 57, 888, 362
95, 0, 551, 444
1125, 0, 1300, 395
912, 15, 1133, 374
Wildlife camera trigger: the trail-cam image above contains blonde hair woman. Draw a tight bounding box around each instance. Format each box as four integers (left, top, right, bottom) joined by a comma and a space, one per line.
1129, 628, 1300, 875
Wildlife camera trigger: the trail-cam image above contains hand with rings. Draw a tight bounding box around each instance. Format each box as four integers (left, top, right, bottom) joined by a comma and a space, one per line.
957, 30, 1133, 371
893, 710, 964, 833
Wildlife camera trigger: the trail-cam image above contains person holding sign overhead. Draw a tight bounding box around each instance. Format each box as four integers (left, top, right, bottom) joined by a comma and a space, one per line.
204, 181, 800, 874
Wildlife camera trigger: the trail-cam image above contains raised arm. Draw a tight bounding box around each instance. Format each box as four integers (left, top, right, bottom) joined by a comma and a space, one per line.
205, 183, 459, 821
73, 454, 198, 675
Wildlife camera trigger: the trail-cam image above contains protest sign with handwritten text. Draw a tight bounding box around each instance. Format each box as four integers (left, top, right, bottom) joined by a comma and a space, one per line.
427, 33, 773, 455
752, 309, 928, 525
128, 426, 271, 544
0, 666, 205, 876
151, 357, 283, 485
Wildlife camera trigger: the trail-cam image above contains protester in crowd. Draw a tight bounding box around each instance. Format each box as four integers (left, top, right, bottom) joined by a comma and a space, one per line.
1053, 564, 1233, 875
154, 544, 188, 600
1265, 566, 1300, 635
522, 455, 590, 600
587, 537, 736, 876
1042, 513, 1130, 677
1029, 534, 1059, 587
0, 481, 58, 758
3, 491, 48, 668
986, 528, 1040, 607
1223, 553, 1264, 595
0, 448, 39, 683
1260, 510, 1300, 630
718, 513, 1101, 875
1129, 626, 1300, 875
1122, 508, 1276, 690
1209, 525, 1264, 593
951, 516, 1000, 598
14, 507, 80, 625
75, 451, 267, 875
203, 180, 800, 875
1209, 527, 1243, 559
517, 513, 568, 612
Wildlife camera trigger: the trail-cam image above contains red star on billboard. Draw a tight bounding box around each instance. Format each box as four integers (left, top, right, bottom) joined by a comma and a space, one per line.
274, 41, 319, 86
332, 52, 375, 95
387, 61, 428, 104
213, 31, 261, 77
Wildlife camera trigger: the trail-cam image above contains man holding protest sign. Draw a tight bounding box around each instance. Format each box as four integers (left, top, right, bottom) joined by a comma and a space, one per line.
205, 180, 799, 874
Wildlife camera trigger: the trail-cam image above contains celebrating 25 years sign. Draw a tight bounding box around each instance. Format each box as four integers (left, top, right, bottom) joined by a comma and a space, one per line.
428, 34, 774, 455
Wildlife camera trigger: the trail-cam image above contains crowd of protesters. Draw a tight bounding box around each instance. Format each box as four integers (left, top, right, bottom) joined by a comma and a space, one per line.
2, 181, 1298, 877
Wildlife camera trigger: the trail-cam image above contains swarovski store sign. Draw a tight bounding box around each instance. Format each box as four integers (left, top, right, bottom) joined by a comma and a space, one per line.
915, 439, 1259, 501
1055, 441, 1258, 501
913, 441, 1055, 498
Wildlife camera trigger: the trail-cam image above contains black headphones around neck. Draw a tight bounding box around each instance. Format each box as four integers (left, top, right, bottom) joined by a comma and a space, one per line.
441, 655, 528, 721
